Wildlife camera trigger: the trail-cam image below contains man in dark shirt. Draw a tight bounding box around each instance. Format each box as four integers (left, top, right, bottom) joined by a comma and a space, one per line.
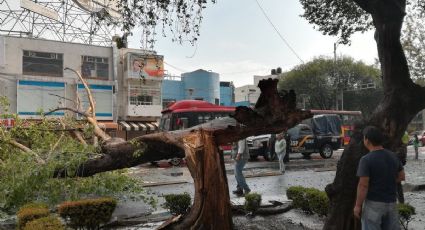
354, 126, 405, 230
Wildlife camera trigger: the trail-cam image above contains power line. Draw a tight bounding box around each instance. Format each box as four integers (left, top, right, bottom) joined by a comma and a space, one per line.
164, 61, 188, 73
253, 0, 304, 63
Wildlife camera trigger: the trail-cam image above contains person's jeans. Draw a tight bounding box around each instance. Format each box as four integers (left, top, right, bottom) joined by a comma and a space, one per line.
361, 200, 400, 230
277, 152, 285, 172
234, 159, 250, 192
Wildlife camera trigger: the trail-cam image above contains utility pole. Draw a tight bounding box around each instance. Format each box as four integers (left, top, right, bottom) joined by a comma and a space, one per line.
334, 43, 344, 110
334, 43, 338, 110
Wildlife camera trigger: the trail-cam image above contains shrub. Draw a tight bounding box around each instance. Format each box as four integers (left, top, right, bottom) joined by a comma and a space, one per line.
23, 216, 64, 230
163, 193, 191, 216
58, 197, 117, 230
286, 186, 329, 216
398, 203, 416, 230
17, 204, 50, 230
244, 193, 262, 213
305, 188, 329, 216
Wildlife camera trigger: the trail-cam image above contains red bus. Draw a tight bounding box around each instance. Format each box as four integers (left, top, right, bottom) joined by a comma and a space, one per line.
159, 100, 235, 165
160, 100, 235, 132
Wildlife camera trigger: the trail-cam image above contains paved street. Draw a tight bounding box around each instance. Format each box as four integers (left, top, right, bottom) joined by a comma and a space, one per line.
110, 145, 425, 229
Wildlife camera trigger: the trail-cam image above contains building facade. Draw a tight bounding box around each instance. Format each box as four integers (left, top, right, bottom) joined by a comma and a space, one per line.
219, 81, 235, 106
234, 85, 261, 107
0, 35, 164, 139
161, 69, 233, 107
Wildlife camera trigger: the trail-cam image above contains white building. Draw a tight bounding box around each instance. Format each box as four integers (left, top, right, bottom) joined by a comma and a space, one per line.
0, 35, 164, 139
234, 85, 261, 107
234, 74, 278, 106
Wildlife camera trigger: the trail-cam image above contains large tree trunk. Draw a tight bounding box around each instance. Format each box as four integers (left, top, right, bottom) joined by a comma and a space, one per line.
323, 1, 425, 229
158, 130, 232, 229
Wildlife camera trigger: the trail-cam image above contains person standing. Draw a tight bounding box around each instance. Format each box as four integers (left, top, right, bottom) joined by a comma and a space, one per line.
413, 134, 420, 160
354, 126, 405, 230
232, 138, 251, 196
275, 133, 287, 173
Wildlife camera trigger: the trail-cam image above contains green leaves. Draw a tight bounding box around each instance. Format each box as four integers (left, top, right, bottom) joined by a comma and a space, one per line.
299, 0, 372, 44
277, 56, 381, 116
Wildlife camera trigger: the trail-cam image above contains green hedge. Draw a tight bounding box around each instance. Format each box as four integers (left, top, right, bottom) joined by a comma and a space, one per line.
23, 216, 64, 230
17, 203, 50, 230
163, 193, 191, 216
286, 186, 329, 217
58, 197, 117, 230
244, 193, 262, 212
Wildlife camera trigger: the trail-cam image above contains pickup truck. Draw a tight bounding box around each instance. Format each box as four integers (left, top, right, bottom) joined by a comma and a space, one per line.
247, 114, 342, 160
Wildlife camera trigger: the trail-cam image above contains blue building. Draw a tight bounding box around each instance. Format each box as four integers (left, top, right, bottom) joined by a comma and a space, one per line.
162, 69, 234, 107
219, 81, 235, 106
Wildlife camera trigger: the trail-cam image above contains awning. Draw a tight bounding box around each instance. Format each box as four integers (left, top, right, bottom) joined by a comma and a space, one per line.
119, 121, 159, 132
98, 122, 118, 130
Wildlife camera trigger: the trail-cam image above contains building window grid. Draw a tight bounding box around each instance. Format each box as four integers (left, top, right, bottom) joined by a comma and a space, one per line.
129, 86, 160, 106
22, 50, 63, 77
81, 56, 109, 79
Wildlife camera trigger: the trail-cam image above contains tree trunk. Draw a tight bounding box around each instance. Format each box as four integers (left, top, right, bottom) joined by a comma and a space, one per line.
323, 1, 425, 229
158, 130, 232, 229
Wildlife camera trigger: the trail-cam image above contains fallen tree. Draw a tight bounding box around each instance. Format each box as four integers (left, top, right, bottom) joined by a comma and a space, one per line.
49, 77, 310, 229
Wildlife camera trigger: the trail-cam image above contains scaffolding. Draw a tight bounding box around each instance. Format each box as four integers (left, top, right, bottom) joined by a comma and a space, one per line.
0, 0, 121, 46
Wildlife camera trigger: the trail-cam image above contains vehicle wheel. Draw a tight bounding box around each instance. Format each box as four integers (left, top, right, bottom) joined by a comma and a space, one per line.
302, 153, 311, 159
169, 158, 182, 166
320, 144, 333, 159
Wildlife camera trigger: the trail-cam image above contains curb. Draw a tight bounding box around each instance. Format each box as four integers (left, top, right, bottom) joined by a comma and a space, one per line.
404, 183, 425, 192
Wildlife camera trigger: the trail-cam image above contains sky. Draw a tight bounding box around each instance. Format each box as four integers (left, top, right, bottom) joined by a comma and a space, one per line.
128, 0, 378, 87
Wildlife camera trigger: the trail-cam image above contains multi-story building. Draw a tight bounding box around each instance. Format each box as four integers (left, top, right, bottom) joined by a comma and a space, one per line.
0, 35, 164, 139
219, 81, 235, 106
161, 69, 233, 107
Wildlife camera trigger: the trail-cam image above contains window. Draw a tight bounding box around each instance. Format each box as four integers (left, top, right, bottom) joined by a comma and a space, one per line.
129, 86, 161, 106
23, 50, 63, 77
81, 56, 109, 79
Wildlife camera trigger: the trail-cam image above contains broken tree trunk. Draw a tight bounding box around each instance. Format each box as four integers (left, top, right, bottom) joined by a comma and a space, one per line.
323, 1, 425, 229
55, 79, 311, 230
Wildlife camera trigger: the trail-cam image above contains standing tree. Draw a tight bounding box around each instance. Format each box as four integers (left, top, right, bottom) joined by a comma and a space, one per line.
402, 0, 425, 81
278, 56, 382, 116
299, 0, 425, 229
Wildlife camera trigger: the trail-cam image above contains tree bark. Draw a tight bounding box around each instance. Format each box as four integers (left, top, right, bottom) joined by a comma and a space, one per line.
323, 1, 425, 229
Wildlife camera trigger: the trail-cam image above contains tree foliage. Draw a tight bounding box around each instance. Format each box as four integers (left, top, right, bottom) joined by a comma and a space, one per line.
299, 0, 372, 44
117, 0, 216, 48
402, 1, 425, 80
0, 100, 150, 215
278, 56, 381, 116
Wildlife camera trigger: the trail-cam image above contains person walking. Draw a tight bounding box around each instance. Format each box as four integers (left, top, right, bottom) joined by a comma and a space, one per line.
275, 133, 287, 173
413, 134, 420, 160
354, 126, 405, 230
232, 138, 251, 196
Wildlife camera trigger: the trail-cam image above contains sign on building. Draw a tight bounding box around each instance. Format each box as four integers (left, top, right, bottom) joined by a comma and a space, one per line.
126, 53, 164, 79
0, 118, 15, 128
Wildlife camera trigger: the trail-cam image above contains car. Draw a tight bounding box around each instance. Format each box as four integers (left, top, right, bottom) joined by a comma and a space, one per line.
247, 134, 274, 161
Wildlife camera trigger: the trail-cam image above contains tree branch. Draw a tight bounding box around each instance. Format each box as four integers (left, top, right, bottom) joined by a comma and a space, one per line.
9, 139, 45, 164
54, 79, 311, 177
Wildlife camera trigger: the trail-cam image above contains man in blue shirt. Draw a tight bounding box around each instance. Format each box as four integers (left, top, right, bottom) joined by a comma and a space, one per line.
354, 126, 405, 230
